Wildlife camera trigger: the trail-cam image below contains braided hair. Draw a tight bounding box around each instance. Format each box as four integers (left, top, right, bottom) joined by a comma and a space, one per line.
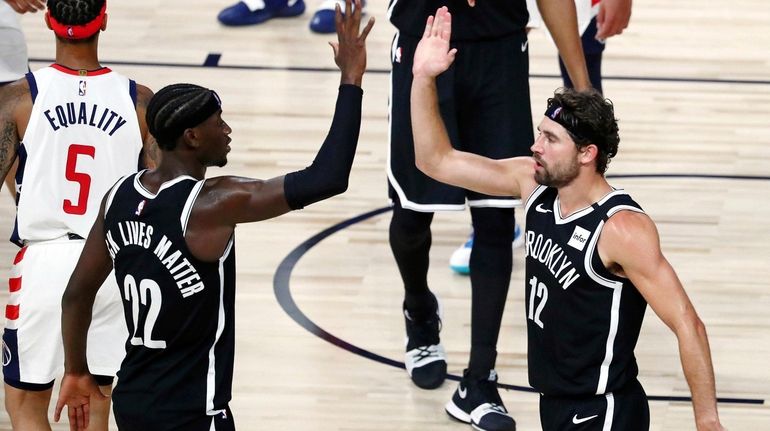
546, 89, 620, 174
47, 0, 105, 25
146, 84, 222, 150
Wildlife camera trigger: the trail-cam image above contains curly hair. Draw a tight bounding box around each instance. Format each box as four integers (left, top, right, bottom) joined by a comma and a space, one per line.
146, 83, 222, 151
47, 0, 105, 25
546, 88, 620, 174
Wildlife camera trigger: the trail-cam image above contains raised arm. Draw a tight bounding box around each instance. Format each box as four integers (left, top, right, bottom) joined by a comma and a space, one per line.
410, 7, 537, 199
55, 197, 112, 430
599, 211, 725, 431
537, 0, 590, 90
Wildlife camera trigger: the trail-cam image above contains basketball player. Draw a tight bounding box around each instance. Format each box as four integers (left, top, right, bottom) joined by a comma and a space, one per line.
0, 0, 157, 428
388, 1, 589, 430
55, 1, 373, 429
408, 9, 726, 430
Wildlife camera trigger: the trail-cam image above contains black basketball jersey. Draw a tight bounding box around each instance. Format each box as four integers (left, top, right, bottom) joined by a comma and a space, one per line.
524, 185, 648, 397
102, 171, 236, 428
388, 0, 528, 41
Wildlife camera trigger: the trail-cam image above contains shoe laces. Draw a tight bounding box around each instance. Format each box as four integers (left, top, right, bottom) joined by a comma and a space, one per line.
414, 344, 442, 360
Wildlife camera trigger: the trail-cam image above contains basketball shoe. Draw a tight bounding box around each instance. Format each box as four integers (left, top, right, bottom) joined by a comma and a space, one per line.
403, 293, 446, 389
218, 0, 306, 26
449, 224, 524, 275
309, 0, 366, 33
446, 369, 516, 431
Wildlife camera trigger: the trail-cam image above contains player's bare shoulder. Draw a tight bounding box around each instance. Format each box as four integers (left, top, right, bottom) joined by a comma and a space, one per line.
510, 156, 538, 202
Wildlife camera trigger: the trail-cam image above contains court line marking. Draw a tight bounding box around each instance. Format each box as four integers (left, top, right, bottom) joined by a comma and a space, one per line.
273, 174, 768, 405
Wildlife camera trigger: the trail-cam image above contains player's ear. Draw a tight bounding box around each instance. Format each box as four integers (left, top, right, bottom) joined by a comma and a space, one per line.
183, 128, 200, 149
101, 14, 108, 31
580, 143, 599, 166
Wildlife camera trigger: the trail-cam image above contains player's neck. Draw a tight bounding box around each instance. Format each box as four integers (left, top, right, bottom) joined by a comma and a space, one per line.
556, 174, 612, 217
55, 44, 101, 71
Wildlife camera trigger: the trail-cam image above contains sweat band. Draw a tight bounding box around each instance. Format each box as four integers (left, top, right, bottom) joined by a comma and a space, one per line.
47, 1, 107, 40
544, 102, 601, 146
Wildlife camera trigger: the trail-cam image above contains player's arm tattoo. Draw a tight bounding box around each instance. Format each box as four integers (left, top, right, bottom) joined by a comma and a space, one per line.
0, 85, 22, 180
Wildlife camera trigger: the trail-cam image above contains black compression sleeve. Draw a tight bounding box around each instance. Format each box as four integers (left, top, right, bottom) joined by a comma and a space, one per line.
283, 84, 363, 210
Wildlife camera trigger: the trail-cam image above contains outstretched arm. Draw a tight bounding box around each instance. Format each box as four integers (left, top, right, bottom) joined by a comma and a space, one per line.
55, 198, 112, 430
410, 7, 537, 199
537, 0, 590, 90
600, 211, 725, 431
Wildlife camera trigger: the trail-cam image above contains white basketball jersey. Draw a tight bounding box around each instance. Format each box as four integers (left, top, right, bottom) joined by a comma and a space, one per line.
14, 64, 143, 243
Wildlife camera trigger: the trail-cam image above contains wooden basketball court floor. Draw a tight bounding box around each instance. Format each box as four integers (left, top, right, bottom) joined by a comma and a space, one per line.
1, 0, 769, 429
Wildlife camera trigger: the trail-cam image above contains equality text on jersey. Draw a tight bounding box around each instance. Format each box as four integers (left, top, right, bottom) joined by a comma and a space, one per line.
525, 230, 581, 290
43, 101, 128, 136
105, 221, 205, 298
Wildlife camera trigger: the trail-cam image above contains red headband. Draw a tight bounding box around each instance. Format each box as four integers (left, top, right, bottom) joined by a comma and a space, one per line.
47, 1, 107, 40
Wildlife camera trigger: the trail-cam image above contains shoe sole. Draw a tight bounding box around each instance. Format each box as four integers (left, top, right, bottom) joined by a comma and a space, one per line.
445, 399, 471, 424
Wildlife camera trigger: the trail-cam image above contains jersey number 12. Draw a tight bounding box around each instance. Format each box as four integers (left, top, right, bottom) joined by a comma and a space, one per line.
528, 275, 549, 329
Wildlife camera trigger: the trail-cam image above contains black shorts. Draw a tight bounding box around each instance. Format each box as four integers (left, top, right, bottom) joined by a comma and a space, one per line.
539, 379, 650, 431
114, 405, 235, 431
387, 31, 534, 212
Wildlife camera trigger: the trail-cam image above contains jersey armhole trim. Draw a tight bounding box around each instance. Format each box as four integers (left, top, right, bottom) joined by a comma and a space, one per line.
181, 180, 206, 236
24, 72, 37, 103
523, 185, 547, 215
104, 174, 133, 217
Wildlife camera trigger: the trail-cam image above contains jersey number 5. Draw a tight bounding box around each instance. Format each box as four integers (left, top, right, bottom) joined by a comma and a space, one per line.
123, 274, 167, 349
528, 275, 549, 329
63, 144, 95, 215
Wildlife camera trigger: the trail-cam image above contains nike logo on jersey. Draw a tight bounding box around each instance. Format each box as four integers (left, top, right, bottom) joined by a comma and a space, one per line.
521, 40, 529, 52
572, 414, 598, 424
43, 102, 128, 136
535, 203, 552, 213
458, 385, 467, 399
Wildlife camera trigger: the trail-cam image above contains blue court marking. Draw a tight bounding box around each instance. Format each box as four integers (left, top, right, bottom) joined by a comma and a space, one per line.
273, 174, 768, 405
28, 56, 770, 86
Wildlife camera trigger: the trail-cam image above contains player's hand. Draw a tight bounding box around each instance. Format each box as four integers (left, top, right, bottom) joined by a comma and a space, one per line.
330, 0, 375, 87
596, 0, 632, 40
412, 7, 457, 79
54, 373, 109, 431
4, 0, 46, 14
467, 0, 476, 6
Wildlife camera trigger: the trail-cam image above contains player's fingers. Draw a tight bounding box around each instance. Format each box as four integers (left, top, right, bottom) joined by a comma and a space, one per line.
423, 15, 434, 39
359, 17, 375, 42
442, 11, 452, 41
334, 3, 344, 40
82, 403, 90, 429
328, 41, 339, 58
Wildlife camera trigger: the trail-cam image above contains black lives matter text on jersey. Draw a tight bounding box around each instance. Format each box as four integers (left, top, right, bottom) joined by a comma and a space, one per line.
105, 220, 205, 298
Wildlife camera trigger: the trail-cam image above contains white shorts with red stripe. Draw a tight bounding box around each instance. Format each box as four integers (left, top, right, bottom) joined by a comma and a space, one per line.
2, 239, 127, 387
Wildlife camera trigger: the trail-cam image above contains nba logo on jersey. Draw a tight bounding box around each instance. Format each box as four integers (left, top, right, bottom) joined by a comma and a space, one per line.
135, 199, 146, 216
78, 80, 87, 96
568, 225, 591, 251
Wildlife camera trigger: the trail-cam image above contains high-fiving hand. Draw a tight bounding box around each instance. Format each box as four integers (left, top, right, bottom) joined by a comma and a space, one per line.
329, 0, 375, 87
412, 7, 458, 80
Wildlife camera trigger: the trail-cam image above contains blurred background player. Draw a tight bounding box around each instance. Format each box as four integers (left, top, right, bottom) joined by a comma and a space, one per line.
0, 0, 157, 428
449, 0, 633, 275
216, 0, 365, 34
